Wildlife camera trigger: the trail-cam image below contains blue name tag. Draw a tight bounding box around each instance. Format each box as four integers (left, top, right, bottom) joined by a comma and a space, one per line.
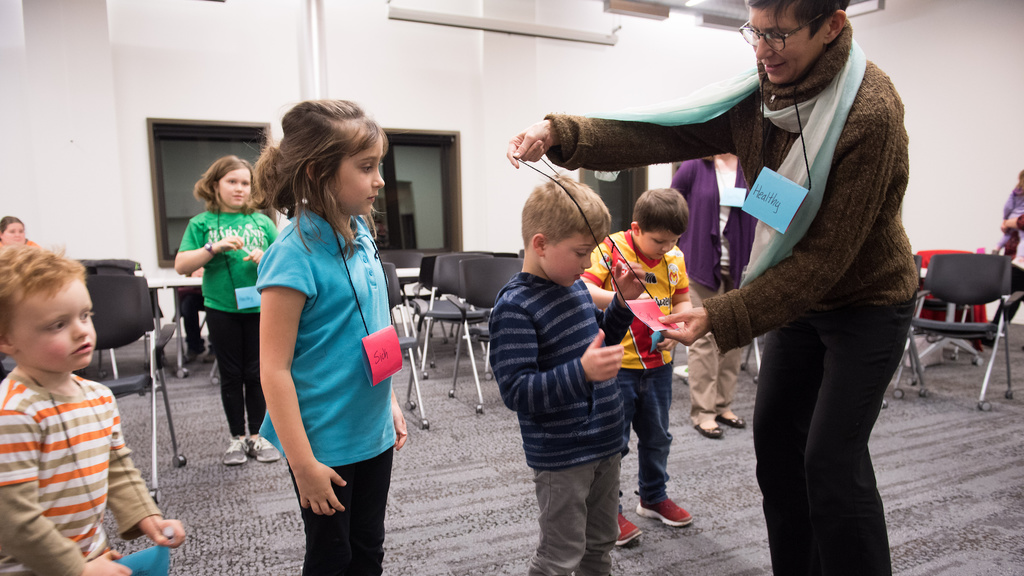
720, 186, 746, 208
235, 286, 261, 309
741, 168, 808, 233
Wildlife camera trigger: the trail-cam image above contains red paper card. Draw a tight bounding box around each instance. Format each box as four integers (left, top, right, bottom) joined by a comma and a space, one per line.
362, 326, 402, 386
625, 299, 678, 331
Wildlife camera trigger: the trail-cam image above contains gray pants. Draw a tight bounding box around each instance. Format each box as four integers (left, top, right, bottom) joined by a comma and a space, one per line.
528, 453, 621, 576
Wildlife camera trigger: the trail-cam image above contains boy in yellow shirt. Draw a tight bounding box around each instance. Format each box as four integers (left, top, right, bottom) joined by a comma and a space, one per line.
582, 188, 691, 546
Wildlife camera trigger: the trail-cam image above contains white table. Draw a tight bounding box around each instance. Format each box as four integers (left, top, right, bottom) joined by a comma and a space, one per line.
147, 276, 203, 378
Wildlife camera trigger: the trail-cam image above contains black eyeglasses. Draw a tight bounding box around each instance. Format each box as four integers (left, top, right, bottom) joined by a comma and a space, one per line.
739, 14, 823, 51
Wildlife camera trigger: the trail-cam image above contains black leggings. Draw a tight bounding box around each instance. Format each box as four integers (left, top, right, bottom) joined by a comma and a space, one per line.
290, 448, 394, 576
205, 308, 265, 437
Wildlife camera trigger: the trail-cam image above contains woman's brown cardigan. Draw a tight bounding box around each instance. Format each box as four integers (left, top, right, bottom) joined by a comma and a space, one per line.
545, 23, 917, 352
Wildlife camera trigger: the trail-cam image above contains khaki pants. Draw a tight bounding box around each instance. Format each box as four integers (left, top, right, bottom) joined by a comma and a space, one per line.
688, 273, 742, 426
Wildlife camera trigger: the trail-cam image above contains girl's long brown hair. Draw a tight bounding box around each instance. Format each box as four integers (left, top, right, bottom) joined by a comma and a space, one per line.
252, 100, 387, 256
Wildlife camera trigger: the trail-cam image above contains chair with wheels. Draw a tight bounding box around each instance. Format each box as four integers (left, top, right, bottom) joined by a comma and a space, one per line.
895, 253, 1022, 411
383, 262, 429, 430
447, 256, 524, 415
85, 274, 187, 502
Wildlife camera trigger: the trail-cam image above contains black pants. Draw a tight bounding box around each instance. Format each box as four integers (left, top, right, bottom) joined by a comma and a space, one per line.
178, 288, 206, 355
753, 300, 914, 576
205, 308, 265, 437
290, 448, 394, 576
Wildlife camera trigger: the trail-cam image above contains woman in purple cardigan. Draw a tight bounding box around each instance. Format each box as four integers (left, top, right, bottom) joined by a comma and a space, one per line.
672, 155, 756, 439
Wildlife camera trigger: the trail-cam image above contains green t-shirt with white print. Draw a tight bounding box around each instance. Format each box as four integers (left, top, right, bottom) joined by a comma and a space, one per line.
178, 211, 278, 313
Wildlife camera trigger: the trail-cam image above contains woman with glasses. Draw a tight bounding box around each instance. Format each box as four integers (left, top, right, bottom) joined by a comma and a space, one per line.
507, 1, 916, 575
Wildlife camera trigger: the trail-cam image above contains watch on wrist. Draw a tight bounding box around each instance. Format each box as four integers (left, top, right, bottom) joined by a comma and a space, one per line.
204, 242, 215, 255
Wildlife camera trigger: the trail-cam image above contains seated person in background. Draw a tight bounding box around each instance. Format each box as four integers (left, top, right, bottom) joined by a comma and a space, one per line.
178, 268, 213, 363
583, 188, 693, 546
0, 246, 185, 575
489, 176, 644, 576
0, 216, 40, 248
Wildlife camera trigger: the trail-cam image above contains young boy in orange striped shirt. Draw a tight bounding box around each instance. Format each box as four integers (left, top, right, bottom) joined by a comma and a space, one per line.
0, 246, 185, 576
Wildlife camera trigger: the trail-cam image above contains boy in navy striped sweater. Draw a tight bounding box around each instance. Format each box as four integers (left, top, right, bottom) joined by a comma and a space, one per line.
490, 177, 645, 576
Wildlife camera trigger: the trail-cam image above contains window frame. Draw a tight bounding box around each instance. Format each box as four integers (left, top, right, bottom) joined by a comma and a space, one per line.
147, 118, 270, 268
378, 129, 462, 253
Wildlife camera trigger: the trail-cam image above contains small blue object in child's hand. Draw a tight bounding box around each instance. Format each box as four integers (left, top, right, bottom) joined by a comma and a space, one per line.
115, 545, 170, 576
650, 330, 664, 353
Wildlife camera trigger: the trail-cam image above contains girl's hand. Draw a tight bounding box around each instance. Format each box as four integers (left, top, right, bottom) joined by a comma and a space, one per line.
244, 248, 264, 265
292, 460, 346, 516
81, 551, 130, 576
138, 515, 186, 548
580, 330, 624, 382
507, 120, 559, 168
660, 307, 711, 346
392, 398, 408, 451
214, 236, 244, 254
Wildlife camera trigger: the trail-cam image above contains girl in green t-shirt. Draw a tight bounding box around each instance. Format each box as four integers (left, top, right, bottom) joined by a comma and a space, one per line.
175, 155, 280, 467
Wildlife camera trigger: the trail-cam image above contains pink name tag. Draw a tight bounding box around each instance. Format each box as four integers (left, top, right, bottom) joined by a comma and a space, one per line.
362, 326, 402, 386
625, 299, 678, 331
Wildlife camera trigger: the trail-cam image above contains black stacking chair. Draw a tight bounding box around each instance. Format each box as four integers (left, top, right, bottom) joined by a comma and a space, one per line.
79, 259, 139, 378
412, 252, 492, 378
383, 262, 429, 430
380, 250, 424, 293
86, 274, 186, 501
447, 257, 523, 414
891, 254, 928, 397
896, 253, 1022, 411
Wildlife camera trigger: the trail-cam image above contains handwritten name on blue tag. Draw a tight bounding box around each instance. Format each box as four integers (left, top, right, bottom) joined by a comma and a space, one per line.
741, 168, 808, 233
235, 286, 261, 309
720, 186, 746, 208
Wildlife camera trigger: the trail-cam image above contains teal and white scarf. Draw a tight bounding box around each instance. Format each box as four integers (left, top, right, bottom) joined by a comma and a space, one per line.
588, 42, 866, 285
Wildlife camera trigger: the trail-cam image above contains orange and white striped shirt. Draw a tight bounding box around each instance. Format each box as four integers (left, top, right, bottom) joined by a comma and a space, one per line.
0, 375, 125, 574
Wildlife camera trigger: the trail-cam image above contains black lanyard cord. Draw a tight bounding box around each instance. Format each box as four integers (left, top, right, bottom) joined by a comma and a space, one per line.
522, 159, 657, 302
759, 85, 813, 192
333, 223, 384, 337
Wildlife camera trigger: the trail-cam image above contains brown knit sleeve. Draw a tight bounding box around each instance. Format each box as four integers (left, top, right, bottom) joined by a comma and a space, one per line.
544, 114, 734, 172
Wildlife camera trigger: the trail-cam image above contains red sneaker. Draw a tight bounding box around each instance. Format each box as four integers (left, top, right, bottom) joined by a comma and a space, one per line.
636, 498, 693, 527
616, 513, 642, 546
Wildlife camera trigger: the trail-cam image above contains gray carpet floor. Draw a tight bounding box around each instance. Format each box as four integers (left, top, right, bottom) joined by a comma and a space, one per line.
75, 324, 1024, 575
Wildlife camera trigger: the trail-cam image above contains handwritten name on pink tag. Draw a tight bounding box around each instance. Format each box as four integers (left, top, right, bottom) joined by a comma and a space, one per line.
362, 326, 402, 386
625, 299, 678, 332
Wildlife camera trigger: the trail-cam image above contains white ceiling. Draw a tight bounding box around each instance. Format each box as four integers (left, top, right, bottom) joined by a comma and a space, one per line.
601, 0, 884, 29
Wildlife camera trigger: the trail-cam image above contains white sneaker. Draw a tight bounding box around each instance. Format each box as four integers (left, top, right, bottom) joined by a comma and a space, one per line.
246, 436, 281, 463
223, 438, 248, 466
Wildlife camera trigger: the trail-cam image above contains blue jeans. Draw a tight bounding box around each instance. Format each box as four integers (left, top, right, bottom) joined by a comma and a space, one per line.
618, 364, 674, 505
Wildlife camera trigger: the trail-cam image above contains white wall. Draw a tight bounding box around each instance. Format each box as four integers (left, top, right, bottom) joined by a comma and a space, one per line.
3, 0, 1023, 275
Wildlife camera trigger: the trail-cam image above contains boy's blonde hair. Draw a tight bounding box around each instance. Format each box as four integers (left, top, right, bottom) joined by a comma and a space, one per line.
633, 188, 689, 236
0, 246, 86, 337
193, 155, 257, 214
522, 177, 611, 247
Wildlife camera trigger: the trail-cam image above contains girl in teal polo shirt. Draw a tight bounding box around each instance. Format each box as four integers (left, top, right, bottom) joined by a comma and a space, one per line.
253, 100, 408, 575
175, 155, 280, 467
